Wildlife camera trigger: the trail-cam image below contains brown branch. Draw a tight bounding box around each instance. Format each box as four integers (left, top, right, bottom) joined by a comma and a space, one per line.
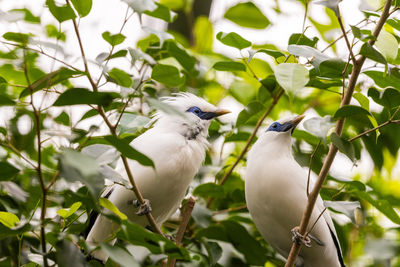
307, 140, 321, 196
66, 0, 97, 91
23, 49, 49, 267
348, 119, 400, 142
285, 1, 393, 266
167, 197, 196, 267
212, 204, 247, 215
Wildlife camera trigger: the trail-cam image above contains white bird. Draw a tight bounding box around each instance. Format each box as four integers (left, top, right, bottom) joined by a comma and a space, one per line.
86, 93, 230, 262
245, 115, 345, 267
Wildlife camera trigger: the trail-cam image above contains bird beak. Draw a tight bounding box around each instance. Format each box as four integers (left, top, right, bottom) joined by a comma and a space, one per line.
291, 115, 305, 126
214, 109, 231, 117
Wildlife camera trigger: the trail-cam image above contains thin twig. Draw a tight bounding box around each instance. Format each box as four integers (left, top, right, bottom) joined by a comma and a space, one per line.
285, 1, 393, 266
307, 140, 321, 197
167, 197, 196, 267
23, 48, 49, 267
0, 41, 82, 72
95, 7, 133, 87
337, 12, 356, 63
348, 119, 400, 142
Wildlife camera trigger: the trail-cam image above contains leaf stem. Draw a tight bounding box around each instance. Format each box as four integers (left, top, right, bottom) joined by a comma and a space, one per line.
284, 1, 394, 266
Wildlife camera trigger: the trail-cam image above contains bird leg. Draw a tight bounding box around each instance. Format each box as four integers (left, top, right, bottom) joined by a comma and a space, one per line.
130, 199, 152, 215
291, 226, 312, 247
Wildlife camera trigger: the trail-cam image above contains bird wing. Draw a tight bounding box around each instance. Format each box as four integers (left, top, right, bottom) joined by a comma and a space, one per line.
316, 196, 346, 267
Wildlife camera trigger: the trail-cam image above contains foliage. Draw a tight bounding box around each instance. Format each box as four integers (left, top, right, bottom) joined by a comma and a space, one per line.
0, 0, 400, 266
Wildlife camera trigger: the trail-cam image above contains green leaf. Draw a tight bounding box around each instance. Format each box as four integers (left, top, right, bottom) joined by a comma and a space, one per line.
236, 101, 265, 126
53, 88, 115, 106
102, 31, 126, 46
46, 0, 77, 23
354, 191, 400, 225
3, 32, 30, 44
46, 24, 66, 41
192, 204, 212, 228
368, 87, 400, 111
151, 64, 184, 87
212, 61, 246, 72
353, 92, 369, 111
117, 220, 190, 260
359, 43, 387, 65
364, 70, 400, 90
104, 136, 154, 167
56, 240, 86, 267
70, 0, 92, 17
55, 111, 70, 126
196, 220, 268, 265
144, 2, 176, 22
0, 95, 15, 106
350, 25, 362, 39
107, 68, 133, 87
167, 41, 196, 72
288, 33, 318, 47
58, 149, 105, 198
193, 183, 224, 198
99, 198, 127, 220
216, 32, 251, 50
57, 202, 82, 219
375, 31, 398, 62
274, 63, 309, 94
0, 161, 19, 180
319, 59, 352, 78
0, 212, 19, 228
11, 8, 40, 23
20, 68, 82, 98
330, 132, 355, 161
101, 244, 140, 267
254, 49, 285, 60
193, 16, 213, 53
333, 105, 370, 119
224, 2, 270, 29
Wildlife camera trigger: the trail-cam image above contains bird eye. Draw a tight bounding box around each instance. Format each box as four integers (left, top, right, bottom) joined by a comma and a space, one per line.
194, 109, 200, 114
272, 123, 277, 128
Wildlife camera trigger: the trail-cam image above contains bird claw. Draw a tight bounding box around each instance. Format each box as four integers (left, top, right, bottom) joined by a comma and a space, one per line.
131, 199, 152, 216
291, 227, 312, 248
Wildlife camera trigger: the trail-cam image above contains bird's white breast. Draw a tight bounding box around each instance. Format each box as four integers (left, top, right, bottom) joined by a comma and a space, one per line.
109, 127, 206, 227
245, 133, 342, 267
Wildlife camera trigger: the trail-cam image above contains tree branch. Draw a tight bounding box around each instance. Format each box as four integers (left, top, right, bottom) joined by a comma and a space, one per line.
337, 12, 356, 63
284, 1, 393, 266
167, 197, 196, 267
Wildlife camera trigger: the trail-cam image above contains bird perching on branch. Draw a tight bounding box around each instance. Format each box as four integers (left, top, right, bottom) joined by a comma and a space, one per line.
245, 115, 345, 267
86, 93, 230, 262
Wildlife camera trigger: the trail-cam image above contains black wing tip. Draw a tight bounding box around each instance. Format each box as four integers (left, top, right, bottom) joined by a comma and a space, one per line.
328, 227, 346, 267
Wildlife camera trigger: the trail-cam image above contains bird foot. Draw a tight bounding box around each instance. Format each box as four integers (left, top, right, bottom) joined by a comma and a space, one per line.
291, 227, 312, 247
131, 199, 152, 216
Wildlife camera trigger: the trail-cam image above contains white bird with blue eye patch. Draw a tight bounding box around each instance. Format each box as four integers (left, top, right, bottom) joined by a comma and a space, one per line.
86, 93, 230, 262
245, 115, 345, 267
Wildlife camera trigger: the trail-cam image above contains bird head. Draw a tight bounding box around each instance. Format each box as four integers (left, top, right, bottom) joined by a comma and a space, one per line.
266, 115, 305, 135
153, 93, 230, 140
